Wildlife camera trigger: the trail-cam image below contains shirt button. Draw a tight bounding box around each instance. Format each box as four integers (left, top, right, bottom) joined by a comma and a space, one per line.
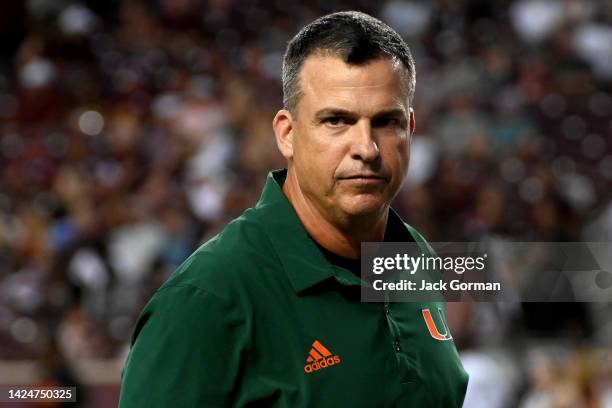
384, 305, 390, 315
394, 341, 401, 352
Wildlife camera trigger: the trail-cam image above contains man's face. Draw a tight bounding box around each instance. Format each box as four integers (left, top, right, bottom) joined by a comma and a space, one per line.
280, 55, 414, 223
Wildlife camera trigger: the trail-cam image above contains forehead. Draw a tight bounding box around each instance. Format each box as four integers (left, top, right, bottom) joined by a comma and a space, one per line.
298, 55, 411, 114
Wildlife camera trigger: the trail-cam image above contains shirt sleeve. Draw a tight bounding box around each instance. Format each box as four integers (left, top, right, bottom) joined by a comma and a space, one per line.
119, 284, 248, 407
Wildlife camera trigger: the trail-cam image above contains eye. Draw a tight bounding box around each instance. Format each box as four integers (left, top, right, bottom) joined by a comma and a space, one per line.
372, 117, 400, 128
323, 117, 347, 127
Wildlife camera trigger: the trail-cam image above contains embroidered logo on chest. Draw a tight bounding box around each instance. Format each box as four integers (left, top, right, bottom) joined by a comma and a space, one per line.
303, 340, 342, 373
422, 307, 453, 341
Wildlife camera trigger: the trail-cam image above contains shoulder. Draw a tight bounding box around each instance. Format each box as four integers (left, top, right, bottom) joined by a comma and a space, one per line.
127, 209, 275, 344
404, 222, 437, 257
161, 207, 280, 301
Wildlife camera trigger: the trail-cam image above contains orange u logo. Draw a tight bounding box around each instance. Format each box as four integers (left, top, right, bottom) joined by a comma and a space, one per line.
422, 308, 452, 341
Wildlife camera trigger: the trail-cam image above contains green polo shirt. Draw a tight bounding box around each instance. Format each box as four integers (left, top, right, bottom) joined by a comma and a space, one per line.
119, 169, 468, 407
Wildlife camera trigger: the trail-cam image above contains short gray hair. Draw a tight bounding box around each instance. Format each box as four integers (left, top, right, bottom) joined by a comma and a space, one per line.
282, 11, 416, 114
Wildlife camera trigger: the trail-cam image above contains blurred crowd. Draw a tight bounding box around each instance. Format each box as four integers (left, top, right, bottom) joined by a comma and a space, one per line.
1, 0, 612, 406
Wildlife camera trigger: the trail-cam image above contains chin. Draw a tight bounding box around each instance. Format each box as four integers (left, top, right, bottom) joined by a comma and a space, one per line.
340, 197, 387, 217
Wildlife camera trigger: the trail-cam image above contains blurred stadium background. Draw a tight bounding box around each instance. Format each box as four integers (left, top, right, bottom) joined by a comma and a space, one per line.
1, 0, 612, 406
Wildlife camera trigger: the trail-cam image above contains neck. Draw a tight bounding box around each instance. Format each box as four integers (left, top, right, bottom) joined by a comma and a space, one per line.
282, 170, 388, 260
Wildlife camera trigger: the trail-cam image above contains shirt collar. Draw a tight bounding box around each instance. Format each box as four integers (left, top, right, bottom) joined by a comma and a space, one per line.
255, 169, 335, 293
254, 169, 414, 294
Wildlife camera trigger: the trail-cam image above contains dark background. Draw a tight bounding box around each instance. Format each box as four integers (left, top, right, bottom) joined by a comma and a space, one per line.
1, 0, 612, 406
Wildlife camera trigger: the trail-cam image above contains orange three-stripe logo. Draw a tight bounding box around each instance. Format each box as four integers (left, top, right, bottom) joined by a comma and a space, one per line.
304, 340, 341, 373
422, 307, 453, 341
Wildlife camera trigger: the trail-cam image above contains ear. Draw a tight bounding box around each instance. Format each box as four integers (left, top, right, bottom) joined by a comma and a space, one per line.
273, 109, 295, 160
408, 107, 415, 142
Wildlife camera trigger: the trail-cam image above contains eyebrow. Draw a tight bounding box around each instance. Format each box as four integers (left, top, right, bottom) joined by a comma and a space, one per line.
372, 109, 406, 119
313, 108, 353, 121
313, 107, 407, 121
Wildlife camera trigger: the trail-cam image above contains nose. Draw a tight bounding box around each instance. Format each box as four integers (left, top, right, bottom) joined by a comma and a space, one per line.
350, 119, 379, 163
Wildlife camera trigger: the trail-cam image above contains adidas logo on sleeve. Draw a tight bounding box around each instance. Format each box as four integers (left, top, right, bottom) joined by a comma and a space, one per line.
303, 340, 341, 373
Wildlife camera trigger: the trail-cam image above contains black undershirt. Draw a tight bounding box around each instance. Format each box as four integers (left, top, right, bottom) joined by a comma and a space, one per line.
315, 243, 362, 276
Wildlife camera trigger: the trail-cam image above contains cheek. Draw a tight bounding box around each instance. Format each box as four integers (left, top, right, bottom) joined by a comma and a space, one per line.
296, 132, 345, 174
292, 135, 331, 187
400, 140, 411, 169
384, 137, 410, 170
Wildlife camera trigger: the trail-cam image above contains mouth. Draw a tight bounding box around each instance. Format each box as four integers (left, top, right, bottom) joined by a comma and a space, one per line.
337, 175, 389, 187
339, 174, 388, 180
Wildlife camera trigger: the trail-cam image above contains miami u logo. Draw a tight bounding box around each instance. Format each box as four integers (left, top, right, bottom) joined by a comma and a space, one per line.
422, 308, 452, 341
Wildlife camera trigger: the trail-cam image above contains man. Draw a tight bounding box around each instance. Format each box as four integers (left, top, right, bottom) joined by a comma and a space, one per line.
120, 11, 468, 407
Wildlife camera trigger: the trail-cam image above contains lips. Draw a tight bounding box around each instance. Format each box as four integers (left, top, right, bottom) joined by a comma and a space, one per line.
339, 174, 387, 180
